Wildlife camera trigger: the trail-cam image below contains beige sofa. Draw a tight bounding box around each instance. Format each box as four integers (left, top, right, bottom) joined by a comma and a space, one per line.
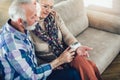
0, 0, 120, 76
54, 0, 120, 74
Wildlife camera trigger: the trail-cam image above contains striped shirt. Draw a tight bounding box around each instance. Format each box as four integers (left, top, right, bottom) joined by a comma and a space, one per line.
0, 19, 52, 80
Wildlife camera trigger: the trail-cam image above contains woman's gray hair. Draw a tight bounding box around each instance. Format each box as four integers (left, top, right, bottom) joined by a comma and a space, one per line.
8, 0, 32, 21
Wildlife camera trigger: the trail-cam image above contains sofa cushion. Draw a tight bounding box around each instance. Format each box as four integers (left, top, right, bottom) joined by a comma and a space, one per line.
54, 0, 88, 36
77, 28, 120, 73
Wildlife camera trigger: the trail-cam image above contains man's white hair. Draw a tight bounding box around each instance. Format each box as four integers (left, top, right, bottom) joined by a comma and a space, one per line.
8, 0, 32, 21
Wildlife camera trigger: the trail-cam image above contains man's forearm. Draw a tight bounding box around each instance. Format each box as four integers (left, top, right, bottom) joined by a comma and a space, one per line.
50, 57, 64, 69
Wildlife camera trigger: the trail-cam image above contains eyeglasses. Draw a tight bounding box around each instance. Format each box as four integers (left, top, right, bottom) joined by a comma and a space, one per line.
41, 4, 53, 10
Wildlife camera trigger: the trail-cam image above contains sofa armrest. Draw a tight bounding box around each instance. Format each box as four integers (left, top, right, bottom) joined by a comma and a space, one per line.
87, 10, 120, 34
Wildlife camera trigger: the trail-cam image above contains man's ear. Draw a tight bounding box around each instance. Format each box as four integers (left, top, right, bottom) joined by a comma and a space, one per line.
17, 18, 23, 26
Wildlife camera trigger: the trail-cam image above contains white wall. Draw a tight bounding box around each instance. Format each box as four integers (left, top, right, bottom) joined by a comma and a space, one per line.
84, 0, 120, 17
113, 0, 120, 10
84, 0, 112, 8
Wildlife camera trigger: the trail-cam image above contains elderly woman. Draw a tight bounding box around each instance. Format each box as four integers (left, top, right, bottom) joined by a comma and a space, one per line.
31, 0, 102, 80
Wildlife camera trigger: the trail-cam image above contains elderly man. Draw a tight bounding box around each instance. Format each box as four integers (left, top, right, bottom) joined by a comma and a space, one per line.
0, 0, 80, 80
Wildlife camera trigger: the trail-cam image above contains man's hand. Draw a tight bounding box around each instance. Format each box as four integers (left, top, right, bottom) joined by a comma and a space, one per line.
76, 46, 93, 57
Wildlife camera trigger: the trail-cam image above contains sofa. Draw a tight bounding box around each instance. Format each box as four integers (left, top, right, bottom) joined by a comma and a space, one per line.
0, 0, 120, 76
54, 0, 120, 74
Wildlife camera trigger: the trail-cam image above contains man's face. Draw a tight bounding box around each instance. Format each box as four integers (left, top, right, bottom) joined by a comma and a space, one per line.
40, 0, 54, 19
22, 3, 38, 30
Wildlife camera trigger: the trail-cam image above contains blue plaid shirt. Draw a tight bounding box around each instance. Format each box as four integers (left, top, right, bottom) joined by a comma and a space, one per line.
0, 20, 52, 80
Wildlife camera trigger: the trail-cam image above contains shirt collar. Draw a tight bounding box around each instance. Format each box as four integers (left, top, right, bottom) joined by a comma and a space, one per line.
5, 19, 30, 40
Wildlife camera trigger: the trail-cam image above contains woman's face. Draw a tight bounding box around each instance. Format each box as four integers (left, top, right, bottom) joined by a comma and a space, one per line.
40, 0, 54, 19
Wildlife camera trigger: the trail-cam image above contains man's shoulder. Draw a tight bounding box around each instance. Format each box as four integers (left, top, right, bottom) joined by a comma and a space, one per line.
0, 30, 22, 54
0, 28, 2, 34
1, 29, 13, 40
0, 27, 18, 46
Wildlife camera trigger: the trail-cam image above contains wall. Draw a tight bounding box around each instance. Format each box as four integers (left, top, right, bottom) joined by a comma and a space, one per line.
85, 0, 120, 16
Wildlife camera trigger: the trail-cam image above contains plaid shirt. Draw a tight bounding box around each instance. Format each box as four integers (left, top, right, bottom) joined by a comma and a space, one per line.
0, 20, 52, 80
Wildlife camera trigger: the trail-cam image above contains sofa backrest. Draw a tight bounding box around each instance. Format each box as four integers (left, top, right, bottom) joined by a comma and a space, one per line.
54, 0, 88, 36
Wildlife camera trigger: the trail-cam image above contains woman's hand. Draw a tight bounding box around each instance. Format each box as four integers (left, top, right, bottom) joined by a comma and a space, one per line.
58, 47, 76, 63
50, 47, 76, 69
76, 46, 93, 57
